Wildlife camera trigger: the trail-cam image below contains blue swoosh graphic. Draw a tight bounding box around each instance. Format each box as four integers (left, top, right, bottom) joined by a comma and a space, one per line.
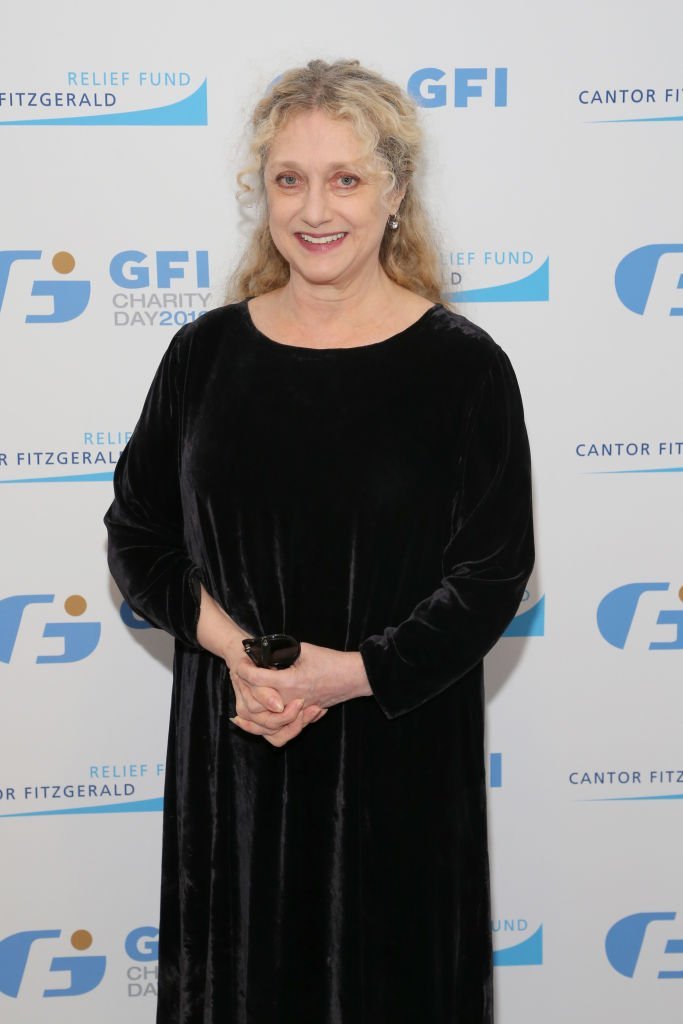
504, 596, 545, 637
0, 797, 164, 818
443, 258, 549, 303
0, 80, 207, 126
585, 466, 683, 475
581, 793, 683, 802
0, 472, 114, 484
589, 114, 683, 125
494, 925, 543, 966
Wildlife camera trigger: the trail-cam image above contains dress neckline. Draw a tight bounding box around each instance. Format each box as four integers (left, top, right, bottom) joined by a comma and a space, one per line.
240, 298, 440, 354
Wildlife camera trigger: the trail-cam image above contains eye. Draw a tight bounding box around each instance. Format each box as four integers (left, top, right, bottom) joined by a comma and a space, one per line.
276, 173, 300, 188
335, 174, 359, 188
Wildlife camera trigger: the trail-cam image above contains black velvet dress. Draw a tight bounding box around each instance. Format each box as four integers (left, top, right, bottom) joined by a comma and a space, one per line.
104, 299, 533, 1024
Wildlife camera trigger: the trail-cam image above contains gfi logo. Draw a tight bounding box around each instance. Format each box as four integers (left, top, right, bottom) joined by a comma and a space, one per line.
615, 244, 683, 316
407, 67, 508, 108
606, 913, 683, 979
0, 926, 159, 999
0, 250, 90, 323
0, 594, 100, 664
0, 929, 106, 998
597, 582, 683, 650
0, 248, 210, 323
110, 249, 209, 289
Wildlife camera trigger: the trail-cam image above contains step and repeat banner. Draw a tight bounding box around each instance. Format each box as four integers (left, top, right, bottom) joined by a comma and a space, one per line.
1, 2, 681, 1021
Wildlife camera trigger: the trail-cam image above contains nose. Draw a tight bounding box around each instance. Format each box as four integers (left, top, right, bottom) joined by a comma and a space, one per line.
300, 180, 332, 227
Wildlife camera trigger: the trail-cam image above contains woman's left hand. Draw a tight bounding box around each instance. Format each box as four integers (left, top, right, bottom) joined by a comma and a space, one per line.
230, 642, 372, 745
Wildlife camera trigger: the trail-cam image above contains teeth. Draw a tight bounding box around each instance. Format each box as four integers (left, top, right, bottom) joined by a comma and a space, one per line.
299, 232, 346, 244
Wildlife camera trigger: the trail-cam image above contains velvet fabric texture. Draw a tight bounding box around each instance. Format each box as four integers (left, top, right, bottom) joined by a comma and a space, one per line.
104, 300, 534, 1024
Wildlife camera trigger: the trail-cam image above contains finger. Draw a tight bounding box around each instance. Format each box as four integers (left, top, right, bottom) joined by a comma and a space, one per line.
232, 659, 289, 712
234, 689, 263, 717
265, 705, 326, 747
230, 707, 304, 743
231, 699, 304, 733
263, 715, 307, 747
232, 675, 290, 719
230, 715, 273, 736
251, 684, 286, 713
231, 676, 267, 717
236, 685, 276, 717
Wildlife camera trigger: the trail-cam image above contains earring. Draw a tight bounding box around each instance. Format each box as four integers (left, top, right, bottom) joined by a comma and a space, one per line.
387, 213, 400, 231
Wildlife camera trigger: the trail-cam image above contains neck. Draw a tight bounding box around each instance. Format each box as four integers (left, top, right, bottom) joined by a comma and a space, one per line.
280, 265, 399, 331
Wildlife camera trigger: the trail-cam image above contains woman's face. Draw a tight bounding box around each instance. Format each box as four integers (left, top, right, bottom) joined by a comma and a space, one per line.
264, 109, 403, 292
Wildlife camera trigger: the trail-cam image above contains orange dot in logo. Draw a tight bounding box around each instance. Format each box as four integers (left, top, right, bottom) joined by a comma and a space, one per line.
52, 251, 75, 274
71, 929, 93, 950
679, 586, 683, 602
64, 594, 87, 617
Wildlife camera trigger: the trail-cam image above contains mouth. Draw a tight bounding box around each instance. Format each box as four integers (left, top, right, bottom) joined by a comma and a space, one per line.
295, 231, 348, 253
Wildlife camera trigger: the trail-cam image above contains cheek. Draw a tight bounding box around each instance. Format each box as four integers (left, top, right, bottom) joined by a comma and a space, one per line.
367, 191, 394, 224
348, 196, 389, 231
265, 187, 294, 222
264, 206, 289, 258
266, 195, 282, 224
267, 210, 294, 253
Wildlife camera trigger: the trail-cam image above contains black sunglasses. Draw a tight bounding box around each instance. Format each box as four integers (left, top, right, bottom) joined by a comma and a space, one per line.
242, 633, 301, 670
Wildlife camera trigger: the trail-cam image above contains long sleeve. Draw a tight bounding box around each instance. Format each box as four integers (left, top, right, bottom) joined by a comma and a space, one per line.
359, 343, 534, 719
104, 329, 204, 648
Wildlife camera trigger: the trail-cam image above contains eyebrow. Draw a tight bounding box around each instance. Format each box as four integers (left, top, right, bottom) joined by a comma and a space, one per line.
268, 160, 364, 172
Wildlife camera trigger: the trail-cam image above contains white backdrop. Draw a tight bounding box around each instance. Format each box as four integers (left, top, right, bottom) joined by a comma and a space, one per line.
1, 2, 682, 1021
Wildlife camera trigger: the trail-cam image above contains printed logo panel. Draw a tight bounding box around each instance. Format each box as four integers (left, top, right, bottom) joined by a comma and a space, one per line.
0, 756, 166, 819
110, 248, 211, 327
0, 594, 157, 666
441, 248, 549, 304
493, 920, 543, 967
615, 245, 683, 317
0, 927, 160, 1000
503, 576, 545, 637
0, 250, 90, 323
597, 582, 683, 651
0, 594, 100, 664
0, 248, 210, 327
0, 930, 106, 999
0, 430, 128, 485
0, 71, 207, 126
575, 438, 683, 475
407, 67, 508, 108
606, 913, 683, 979
569, 766, 683, 803
579, 83, 683, 124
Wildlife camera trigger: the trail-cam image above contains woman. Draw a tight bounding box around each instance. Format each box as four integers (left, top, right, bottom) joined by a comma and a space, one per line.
105, 58, 533, 1024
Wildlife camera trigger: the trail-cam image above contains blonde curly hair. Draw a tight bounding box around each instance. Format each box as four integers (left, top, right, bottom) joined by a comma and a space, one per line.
227, 59, 444, 303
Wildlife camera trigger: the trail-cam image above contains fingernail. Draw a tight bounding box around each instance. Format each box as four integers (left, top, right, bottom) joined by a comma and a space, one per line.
269, 700, 284, 712
296, 698, 305, 709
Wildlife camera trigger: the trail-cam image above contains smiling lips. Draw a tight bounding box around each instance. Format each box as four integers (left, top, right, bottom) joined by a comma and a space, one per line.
295, 231, 348, 252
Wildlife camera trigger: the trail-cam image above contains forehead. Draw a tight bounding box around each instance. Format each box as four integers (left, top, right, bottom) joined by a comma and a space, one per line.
267, 109, 366, 164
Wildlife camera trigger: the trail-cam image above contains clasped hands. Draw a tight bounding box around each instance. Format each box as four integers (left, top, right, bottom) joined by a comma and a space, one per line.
228, 642, 372, 748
